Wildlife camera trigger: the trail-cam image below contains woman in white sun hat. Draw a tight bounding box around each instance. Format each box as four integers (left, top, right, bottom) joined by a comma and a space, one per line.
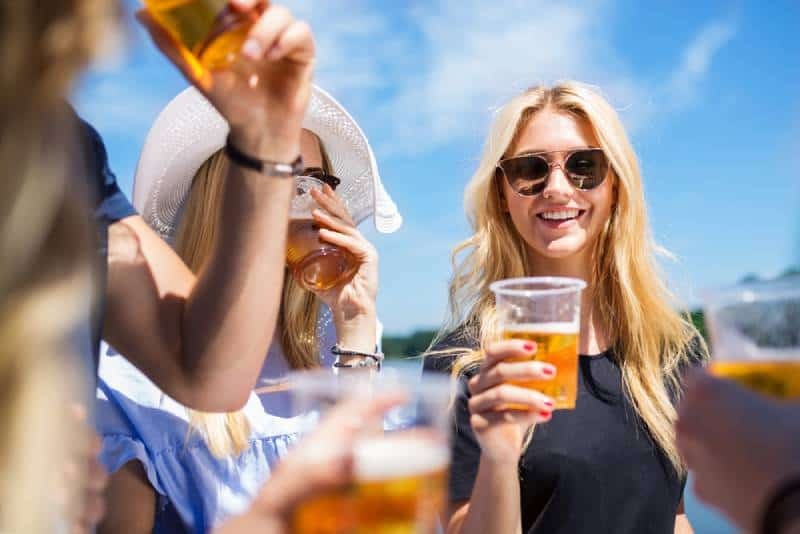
94, 85, 401, 534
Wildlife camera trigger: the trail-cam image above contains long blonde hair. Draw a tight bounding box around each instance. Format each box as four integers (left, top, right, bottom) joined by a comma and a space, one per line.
0, 1, 110, 530
438, 82, 705, 474
178, 142, 329, 457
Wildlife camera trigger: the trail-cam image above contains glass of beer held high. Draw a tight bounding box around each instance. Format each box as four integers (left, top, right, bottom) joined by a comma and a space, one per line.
287, 176, 358, 292
703, 277, 800, 399
289, 363, 452, 534
490, 277, 587, 410
141, 0, 263, 78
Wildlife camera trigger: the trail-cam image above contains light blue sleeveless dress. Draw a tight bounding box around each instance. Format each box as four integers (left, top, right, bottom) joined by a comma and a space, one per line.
95, 307, 340, 533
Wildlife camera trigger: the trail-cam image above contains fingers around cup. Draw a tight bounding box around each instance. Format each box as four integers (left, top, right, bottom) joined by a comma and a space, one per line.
470, 360, 556, 393
468, 384, 554, 414
483, 339, 537, 368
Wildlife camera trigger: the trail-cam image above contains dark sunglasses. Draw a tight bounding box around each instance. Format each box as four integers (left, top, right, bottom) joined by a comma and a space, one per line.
496, 148, 609, 197
303, 167, 341, 190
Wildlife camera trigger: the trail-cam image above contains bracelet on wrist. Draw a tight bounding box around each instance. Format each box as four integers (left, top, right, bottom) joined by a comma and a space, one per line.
224, 134, 303, 178
331, 344, 383, 370
761, 476, 800, 534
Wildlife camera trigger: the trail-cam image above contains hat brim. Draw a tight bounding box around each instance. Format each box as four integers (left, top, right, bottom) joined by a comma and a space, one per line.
133, 85, 402, 242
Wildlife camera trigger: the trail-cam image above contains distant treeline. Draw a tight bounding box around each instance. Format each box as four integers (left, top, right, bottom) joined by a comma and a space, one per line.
382, 312, 708, 359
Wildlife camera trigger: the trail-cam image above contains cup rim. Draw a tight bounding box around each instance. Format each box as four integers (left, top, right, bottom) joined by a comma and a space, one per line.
490, 276, 587, 297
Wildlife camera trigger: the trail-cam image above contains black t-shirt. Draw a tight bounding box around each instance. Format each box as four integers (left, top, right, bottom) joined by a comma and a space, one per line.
72, 110, 137, 372
423, 329, 693, 534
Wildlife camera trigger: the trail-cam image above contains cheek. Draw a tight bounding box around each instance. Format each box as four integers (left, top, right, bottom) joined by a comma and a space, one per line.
586, 182, 615, 225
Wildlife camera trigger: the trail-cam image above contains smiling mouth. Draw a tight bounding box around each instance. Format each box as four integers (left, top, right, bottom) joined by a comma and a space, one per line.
536, 209, 586, 223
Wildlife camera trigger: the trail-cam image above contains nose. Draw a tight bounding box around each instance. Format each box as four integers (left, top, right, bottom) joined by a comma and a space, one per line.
541, 163, 574, 200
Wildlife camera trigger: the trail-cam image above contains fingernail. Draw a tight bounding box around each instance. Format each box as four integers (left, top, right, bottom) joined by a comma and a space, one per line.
542, 366, 555, 377
543, 400, 554, 408
523, 342, 535, 351
539, 410, 552, 419
242, 39, 263, 60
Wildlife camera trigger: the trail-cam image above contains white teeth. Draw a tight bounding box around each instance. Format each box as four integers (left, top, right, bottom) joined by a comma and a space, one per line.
540, 209, 580, 220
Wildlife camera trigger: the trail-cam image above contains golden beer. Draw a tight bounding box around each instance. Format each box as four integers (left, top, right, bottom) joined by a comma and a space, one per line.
502, 323, 579, 409
143, 0, 260, 77
286, 219, 358, 292
291, 437, 449, 534
710, 360, 800, 399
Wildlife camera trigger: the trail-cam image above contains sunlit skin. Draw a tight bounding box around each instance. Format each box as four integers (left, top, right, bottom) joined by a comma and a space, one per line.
500, 109, 615, 282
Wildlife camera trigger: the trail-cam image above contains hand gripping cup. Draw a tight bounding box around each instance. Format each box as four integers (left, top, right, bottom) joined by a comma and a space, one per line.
490, 277, 587, 410
142, 0, 263, 77
287, 176, 358, 292
289, 364, 452, 534
702, 277, 800, 399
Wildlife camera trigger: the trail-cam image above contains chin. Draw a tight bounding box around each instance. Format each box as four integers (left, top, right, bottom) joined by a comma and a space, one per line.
534, 235, 589, 259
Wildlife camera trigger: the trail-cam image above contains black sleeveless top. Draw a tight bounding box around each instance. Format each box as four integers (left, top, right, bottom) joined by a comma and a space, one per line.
424, 329, 699, 534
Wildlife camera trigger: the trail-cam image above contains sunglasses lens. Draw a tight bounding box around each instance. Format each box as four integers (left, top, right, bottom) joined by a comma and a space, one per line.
565, 149, 609, 190
499, 155, 550, 196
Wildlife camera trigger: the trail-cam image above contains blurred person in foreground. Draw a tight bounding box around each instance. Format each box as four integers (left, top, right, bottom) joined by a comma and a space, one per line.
0, 1, 111, 531
677, 371, 800, 534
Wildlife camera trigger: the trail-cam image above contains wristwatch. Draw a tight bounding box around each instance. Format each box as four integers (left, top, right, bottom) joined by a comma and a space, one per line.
224, 135, 304, 178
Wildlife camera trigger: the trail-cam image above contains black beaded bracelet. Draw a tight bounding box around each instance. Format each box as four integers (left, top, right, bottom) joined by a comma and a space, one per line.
331, 344, 383, 369
761, 476, 800, 534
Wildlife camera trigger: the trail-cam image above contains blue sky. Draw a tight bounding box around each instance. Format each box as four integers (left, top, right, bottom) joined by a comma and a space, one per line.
74, 0, 800, 336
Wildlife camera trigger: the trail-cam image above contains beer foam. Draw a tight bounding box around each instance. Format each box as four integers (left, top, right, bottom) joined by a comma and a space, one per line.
505, 322, 578, 334
354, 436, 449, 481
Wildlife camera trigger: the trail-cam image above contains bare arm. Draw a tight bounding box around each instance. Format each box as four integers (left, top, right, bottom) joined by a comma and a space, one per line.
446, 457, 523, 534
105, 164, 291, 410
446, 340, 555, 534
97, 461, 156, 534
674, 500, 694, 534
104, 2, 315, 411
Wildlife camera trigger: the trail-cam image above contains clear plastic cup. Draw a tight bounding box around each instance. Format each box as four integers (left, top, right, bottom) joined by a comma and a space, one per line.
490, 276, 587, 410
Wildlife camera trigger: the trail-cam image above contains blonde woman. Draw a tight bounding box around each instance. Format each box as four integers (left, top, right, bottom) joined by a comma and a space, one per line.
95, 85, 400, 533
0, 1, 118, 531
424, 82, 706, 534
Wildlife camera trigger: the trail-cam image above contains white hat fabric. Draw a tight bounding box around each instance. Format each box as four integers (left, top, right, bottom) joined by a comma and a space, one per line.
132, 85, 402, 242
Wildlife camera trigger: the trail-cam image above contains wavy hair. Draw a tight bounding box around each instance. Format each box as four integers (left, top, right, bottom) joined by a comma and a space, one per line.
436, 81, 706, 474
0, 1, 110, 530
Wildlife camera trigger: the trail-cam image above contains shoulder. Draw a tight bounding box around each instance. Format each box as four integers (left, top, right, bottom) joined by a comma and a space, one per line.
71, 112, 136, 221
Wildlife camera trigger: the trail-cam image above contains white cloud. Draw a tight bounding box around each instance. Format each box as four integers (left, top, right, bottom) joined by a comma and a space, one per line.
666, 18, 737, 108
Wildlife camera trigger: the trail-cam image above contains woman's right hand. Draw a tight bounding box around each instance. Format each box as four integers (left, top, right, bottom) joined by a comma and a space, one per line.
138, 1, 315, 163
467, 340, 556, 463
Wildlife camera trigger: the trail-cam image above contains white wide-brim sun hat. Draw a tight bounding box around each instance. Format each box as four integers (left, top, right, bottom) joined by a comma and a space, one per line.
132, 85, 402, 242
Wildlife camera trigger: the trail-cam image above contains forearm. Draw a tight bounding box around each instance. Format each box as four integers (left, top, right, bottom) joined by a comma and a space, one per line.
181, 162, 293, 407
452, 457, 522, 534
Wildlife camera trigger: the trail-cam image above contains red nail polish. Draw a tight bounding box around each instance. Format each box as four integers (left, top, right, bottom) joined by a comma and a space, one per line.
523, 342, 535, 351
539, 411, 552, 419
542, 367, 555, 376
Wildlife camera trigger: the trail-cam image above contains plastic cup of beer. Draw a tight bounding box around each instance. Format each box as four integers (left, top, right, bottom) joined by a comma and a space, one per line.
490, 277, 586, 410
289, 363, 452, 534
141, 0, 262, 77
702, 277, 800, 399
287, 176, 358, 292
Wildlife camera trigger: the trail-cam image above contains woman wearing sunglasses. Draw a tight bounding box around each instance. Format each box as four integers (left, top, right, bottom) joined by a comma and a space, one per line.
425, 82, 705, 534
95, 85, 401, 533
